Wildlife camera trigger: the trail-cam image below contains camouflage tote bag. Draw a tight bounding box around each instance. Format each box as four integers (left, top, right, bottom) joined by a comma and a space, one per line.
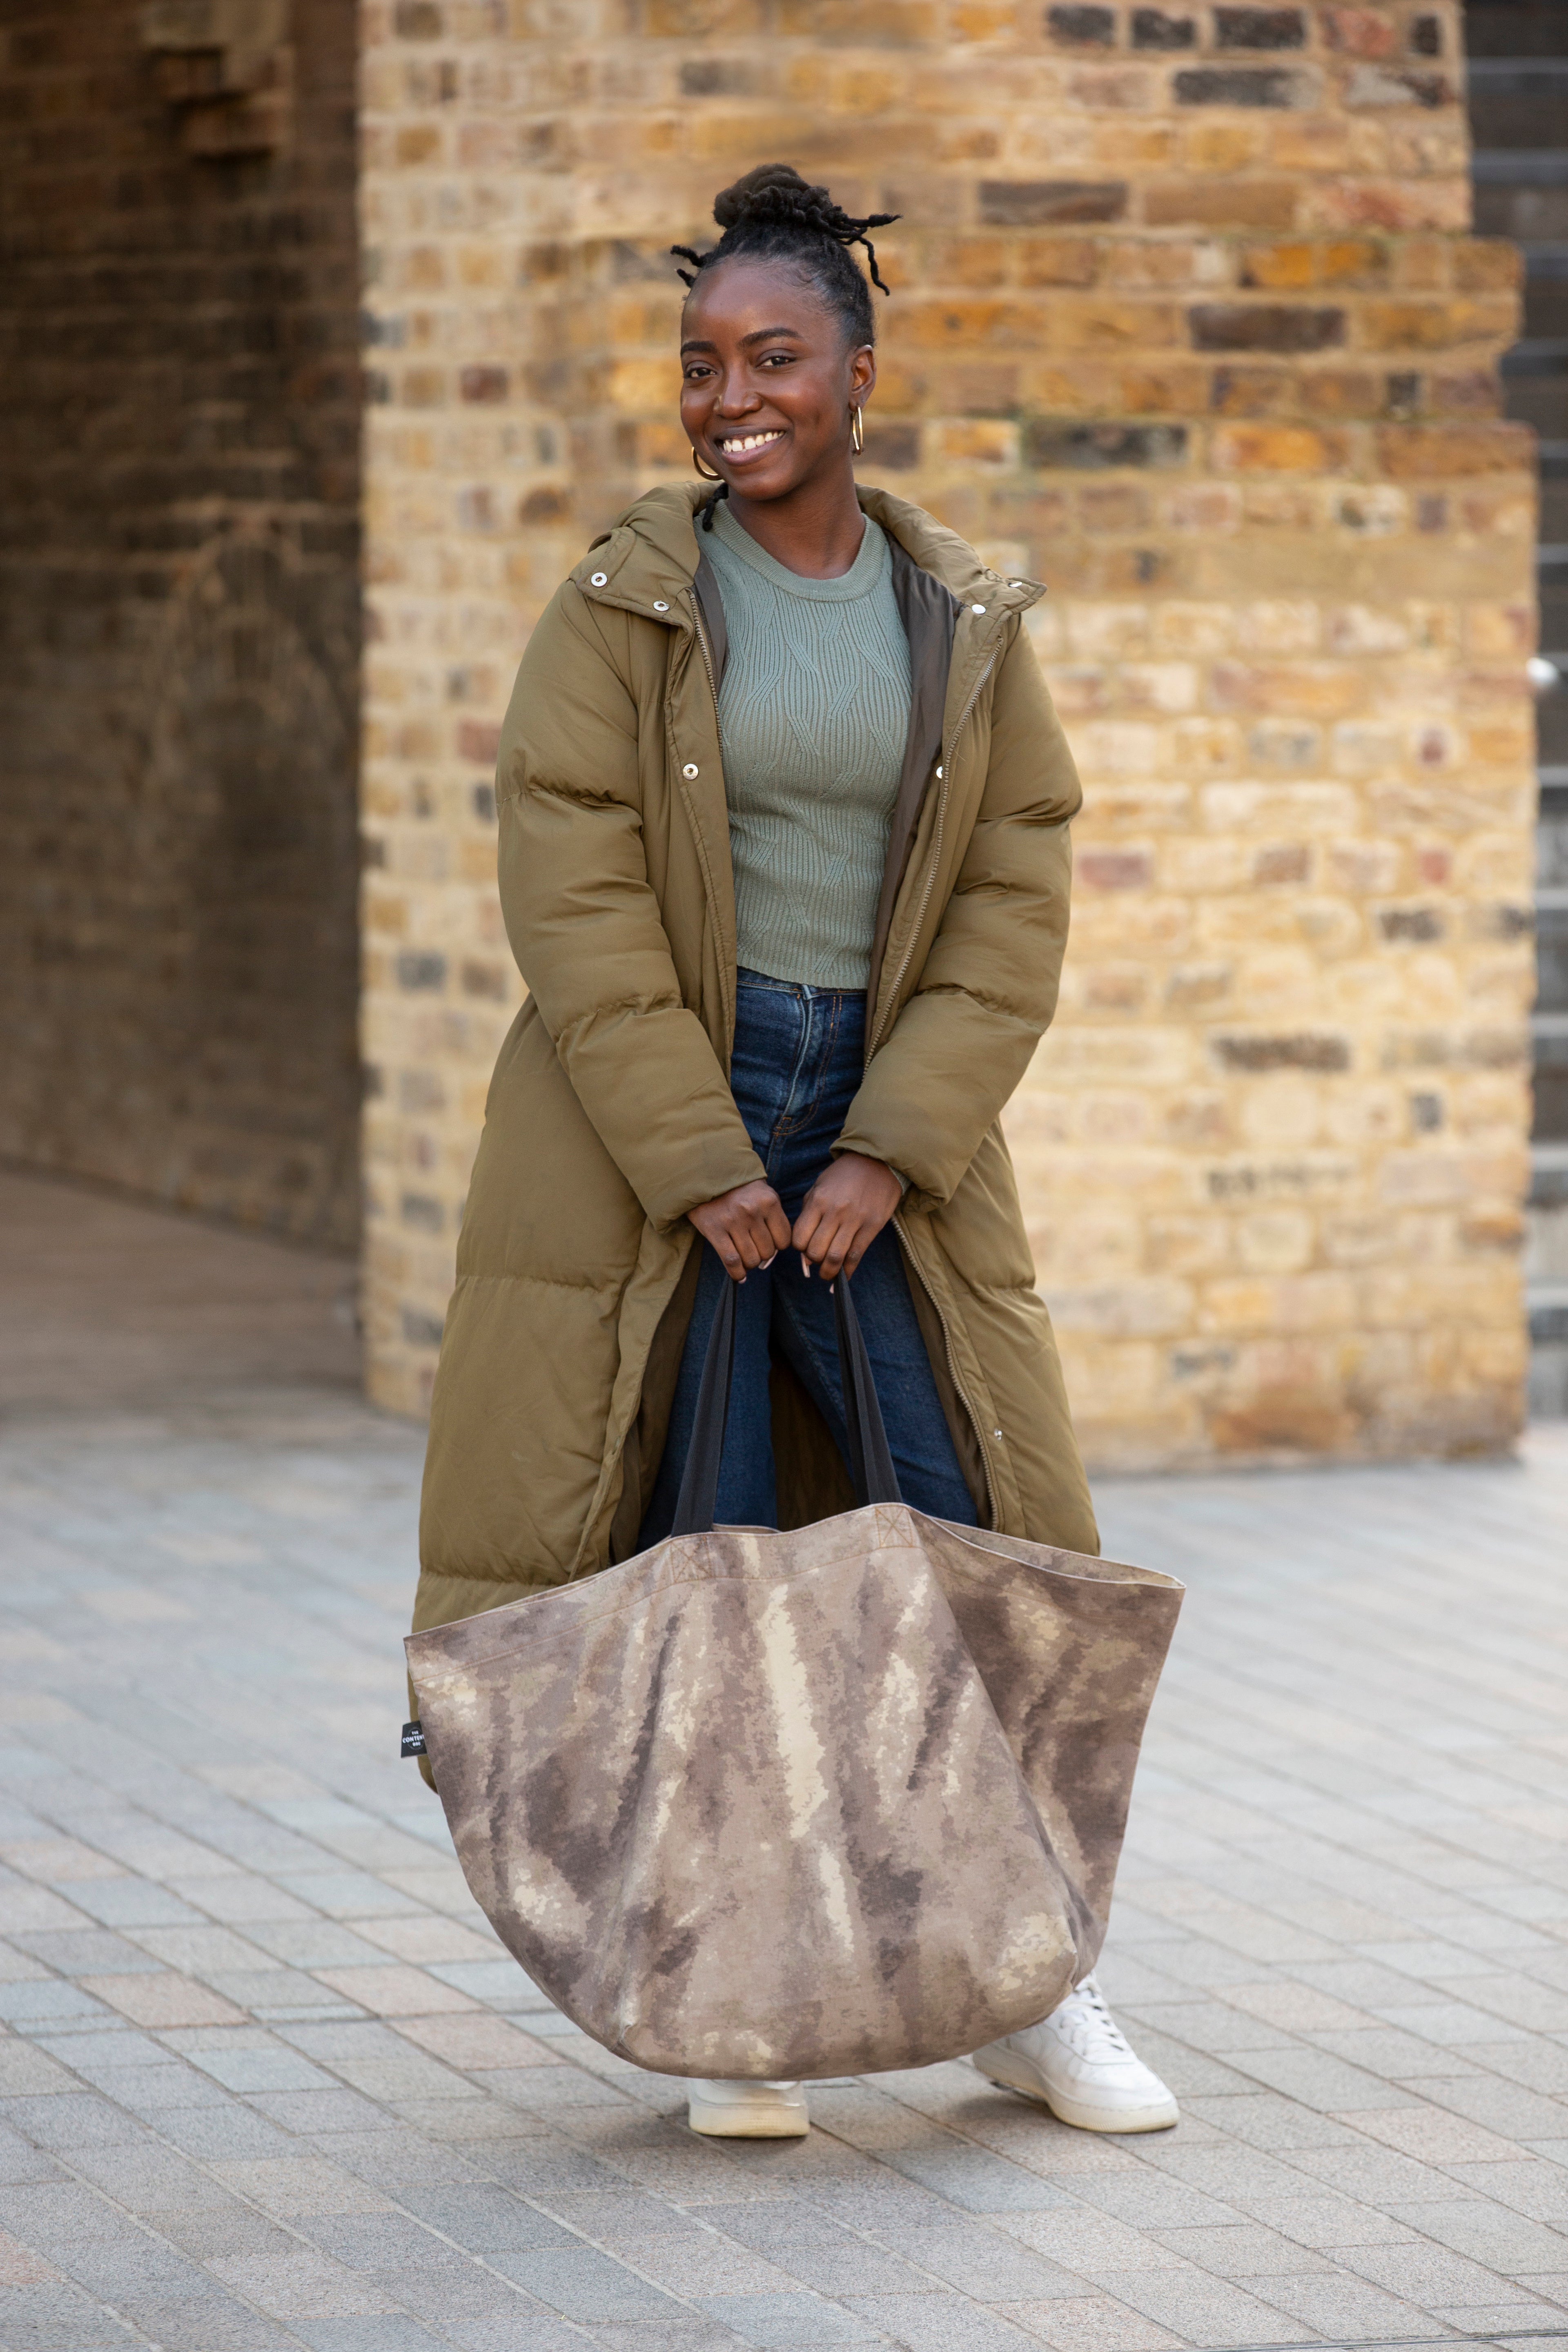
405, 1263, 1183, 2082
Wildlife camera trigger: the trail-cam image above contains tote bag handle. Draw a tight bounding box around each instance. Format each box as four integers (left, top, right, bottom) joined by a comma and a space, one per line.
671, 1252, 903, 1537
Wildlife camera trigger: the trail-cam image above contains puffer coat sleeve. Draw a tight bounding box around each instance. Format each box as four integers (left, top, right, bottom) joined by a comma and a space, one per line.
833, 620, 1081, 1205
494, 582, 765, 1229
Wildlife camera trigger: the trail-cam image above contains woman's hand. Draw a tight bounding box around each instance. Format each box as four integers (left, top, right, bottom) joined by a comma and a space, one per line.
793, 1153, 902, 1282
689, 1179, 793, 1282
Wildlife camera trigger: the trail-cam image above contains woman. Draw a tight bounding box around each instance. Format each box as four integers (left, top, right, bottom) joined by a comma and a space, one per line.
412, 165, 1176, 2140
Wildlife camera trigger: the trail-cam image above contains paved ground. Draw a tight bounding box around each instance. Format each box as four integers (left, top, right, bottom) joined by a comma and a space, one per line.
4, 1171, 1568, 2352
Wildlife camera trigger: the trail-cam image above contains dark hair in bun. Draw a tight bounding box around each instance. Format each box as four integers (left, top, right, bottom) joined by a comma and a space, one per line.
672, 163, 898, 348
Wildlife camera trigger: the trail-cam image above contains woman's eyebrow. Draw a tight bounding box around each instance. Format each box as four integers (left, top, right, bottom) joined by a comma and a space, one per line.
679, 325, 805, 355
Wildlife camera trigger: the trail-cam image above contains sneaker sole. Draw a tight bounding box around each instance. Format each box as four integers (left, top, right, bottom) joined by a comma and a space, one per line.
974, 2055, 1178, 2134
687, 2100, 809, 2138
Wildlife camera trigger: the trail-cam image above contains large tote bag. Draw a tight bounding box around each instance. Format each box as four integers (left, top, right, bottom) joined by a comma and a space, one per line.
406, 1264, 1183, 2081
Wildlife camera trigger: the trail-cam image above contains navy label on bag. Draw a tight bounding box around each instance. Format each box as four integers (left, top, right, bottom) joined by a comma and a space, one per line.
401, 1721, 427, 1758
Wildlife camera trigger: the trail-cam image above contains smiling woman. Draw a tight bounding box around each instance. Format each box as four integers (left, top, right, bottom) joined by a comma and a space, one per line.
673, 165, 893, 582
411, 161, 1176, 2144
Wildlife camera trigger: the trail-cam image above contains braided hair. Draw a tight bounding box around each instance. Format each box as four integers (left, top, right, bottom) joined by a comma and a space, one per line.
672, 163, 899, 352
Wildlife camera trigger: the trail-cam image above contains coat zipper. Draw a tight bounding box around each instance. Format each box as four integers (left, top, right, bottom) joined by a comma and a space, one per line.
691, 594, 720, 719
875, 630, 1004, 1529
684, 595, 737, 1047
869, 643, 1000, 1057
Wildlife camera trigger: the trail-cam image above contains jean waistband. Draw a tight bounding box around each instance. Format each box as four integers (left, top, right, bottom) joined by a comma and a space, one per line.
736, 965, 867, 1007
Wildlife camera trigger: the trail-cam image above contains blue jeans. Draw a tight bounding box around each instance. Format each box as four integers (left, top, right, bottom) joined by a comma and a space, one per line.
639, 969, 979, 1540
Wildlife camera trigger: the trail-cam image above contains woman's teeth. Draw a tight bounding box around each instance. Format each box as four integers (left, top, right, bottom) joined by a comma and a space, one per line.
721, 431, 783, 456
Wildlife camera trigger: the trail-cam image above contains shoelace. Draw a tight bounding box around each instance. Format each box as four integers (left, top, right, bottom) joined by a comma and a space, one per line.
1052, 1974, 1136, 2063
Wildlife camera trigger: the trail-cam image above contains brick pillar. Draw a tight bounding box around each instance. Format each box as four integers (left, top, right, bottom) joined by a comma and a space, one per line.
360, 0, 1535, 1461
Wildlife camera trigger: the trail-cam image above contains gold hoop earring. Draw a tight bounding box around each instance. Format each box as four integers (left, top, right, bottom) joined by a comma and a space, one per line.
691, 447, 723, 481
850, 405, 864, 456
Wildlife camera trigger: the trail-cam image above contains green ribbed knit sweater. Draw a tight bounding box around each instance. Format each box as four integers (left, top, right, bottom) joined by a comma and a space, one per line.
704, 499, 911, 992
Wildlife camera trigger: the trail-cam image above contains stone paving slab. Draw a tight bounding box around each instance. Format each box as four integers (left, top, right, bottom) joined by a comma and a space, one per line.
4, 1173, 1568, 2351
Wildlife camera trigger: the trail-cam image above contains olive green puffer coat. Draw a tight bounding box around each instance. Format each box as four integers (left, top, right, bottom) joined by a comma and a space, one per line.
412, 482, 1098, 1652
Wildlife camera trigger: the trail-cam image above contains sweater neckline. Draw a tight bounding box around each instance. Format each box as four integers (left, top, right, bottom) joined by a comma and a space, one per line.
708, 498, 887, 602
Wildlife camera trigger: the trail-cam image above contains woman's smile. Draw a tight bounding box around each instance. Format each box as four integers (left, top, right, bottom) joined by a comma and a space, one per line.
716, 426, 786, 461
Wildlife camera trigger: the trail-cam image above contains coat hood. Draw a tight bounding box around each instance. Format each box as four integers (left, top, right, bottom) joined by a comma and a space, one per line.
574, 481, 1043, 621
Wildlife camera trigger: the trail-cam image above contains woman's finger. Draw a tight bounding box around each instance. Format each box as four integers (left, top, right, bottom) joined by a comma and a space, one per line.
839, 1214, 873, 1279
792, 1199, 824, 1278
811, 1209, 852, 1281
731, 1220, 767, 1272
791, 1196, 824, 1255
749, 1207, 783, 1259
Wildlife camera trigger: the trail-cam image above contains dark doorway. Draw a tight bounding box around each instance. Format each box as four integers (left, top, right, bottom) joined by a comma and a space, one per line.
0, 0, 362, 1248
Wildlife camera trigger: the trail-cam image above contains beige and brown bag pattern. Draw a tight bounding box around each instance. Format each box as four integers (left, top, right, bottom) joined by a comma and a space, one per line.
407, 1505, 1182, 2082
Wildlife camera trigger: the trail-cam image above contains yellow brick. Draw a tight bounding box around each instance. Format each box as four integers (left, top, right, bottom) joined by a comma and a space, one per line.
1147, 1217, 1230, 1275
1212, 425, 1353, 474
644, 0, 767, 29
1051, 300, 1183, 351
1111, 129, 1183, 174
1167, 718, 1244, 774
931, 236, 1011, 287
826, 65, 904, 113
1234, 1076, 1326, 1149
950, 0, 1015, 31
1323, 238, 1389, 285
1018, 238, 1098, 290
607, 356, 679, 413
900, 298, 1052, 350
777, 0, 940, 35
1360, 298, 1519, 352
1240, 241, 1317, 291
1067, 603, 1150, 659
1184, 124, 1261, 175
1268, 120, 1354, 174
938, 421, 1017, 464
1197, 1278, 1278, 1337
1236, 1211, 1314, 1274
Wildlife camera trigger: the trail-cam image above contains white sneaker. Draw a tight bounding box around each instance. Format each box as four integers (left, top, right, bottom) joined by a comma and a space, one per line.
686, 2078, 809, 2137
971, 1973, 1178, 2133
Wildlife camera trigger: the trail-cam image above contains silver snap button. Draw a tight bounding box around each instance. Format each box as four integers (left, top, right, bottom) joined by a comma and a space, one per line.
935, 764, 944, 779
682, 763, 699, 780
653, 599, 668, 612
590, 571, 608, 586
971, 602, 986, 615
993, 1428, 1002, 1439
1008, 579, 1024, 588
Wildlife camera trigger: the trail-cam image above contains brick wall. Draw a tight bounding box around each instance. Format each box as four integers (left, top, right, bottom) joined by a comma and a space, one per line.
360, 0, 1536, 1463
0, 0, 363, 1250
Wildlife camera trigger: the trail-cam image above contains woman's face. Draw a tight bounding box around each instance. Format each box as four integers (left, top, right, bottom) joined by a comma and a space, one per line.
679, 257, 875, 503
